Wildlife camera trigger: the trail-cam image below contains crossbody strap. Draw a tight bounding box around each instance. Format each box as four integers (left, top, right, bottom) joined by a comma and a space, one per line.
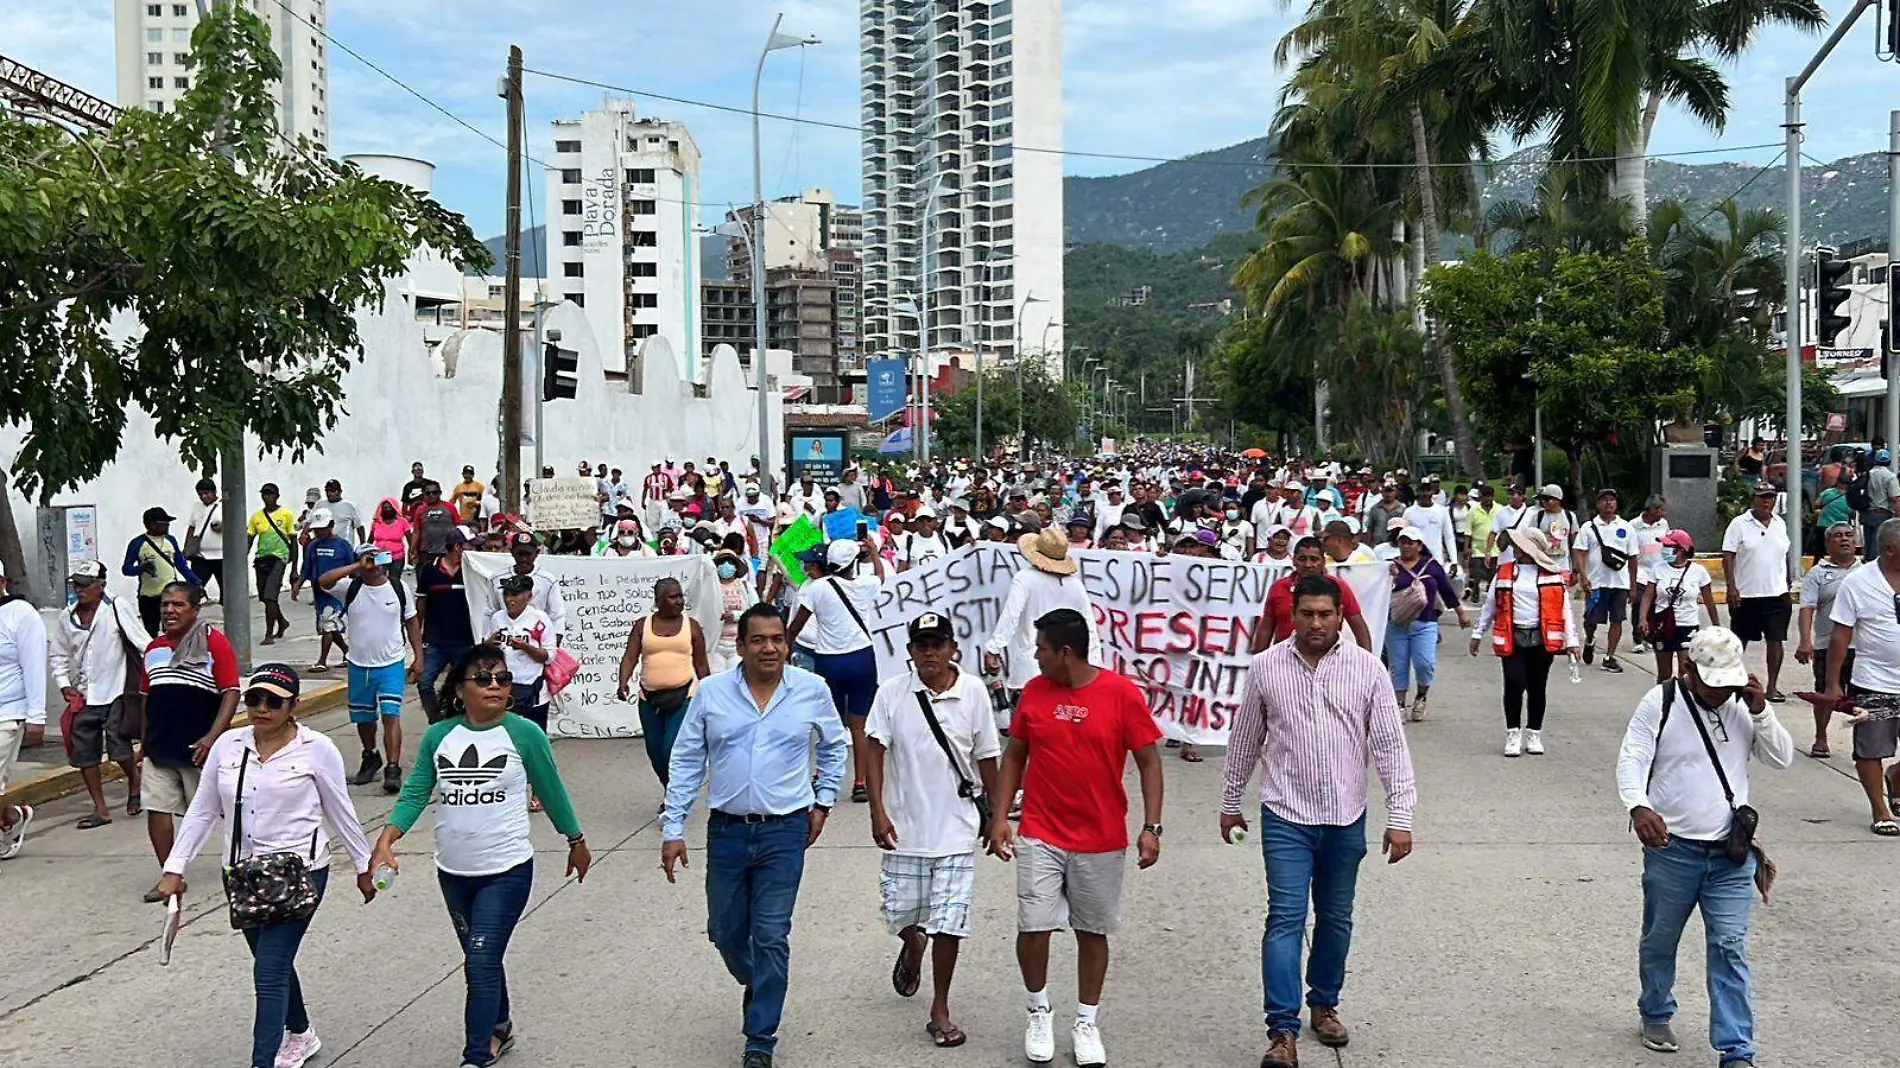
1681, 687, 1738, 808
828, 577, 873, 638
914, 688, 974, 794
229, 747, 250, 867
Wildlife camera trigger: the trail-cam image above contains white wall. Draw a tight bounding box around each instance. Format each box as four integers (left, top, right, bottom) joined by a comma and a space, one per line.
2, 289, 781, 601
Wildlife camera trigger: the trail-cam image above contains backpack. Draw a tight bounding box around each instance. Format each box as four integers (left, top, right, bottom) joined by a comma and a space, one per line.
418, 503, 456, 556
1846, 471, 1873, 513
344, 575, 408, 617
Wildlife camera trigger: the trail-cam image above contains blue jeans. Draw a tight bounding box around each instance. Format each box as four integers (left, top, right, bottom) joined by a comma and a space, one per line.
705, 812, 808, 1054
1259, 806, 1367, 1036
244, 867, 328, 1068
639, 685, 691, 786
438, 860, 534, 1067
1640, 836, 1757, 1065
1384, 619, 1439, 693
418, 641, 471, 722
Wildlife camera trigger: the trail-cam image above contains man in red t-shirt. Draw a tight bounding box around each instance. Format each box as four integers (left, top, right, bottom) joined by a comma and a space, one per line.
1256, 536, 1373, 652
990, 608, 1163, 1068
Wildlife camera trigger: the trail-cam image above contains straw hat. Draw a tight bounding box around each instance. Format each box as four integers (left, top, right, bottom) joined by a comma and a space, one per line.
1018, 527, 1078, 576
1505, 526, 1564, 572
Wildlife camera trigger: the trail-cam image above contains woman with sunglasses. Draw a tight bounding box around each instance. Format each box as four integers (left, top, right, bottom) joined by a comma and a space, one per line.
373, 644, 591, 1068
156, 663, 375, 1068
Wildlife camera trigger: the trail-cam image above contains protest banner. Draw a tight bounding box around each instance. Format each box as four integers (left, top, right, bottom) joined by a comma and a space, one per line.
464, 552, 721, 739
527, 476, 601, 531
768, 514, 824, 585
854, 546, 1392, 746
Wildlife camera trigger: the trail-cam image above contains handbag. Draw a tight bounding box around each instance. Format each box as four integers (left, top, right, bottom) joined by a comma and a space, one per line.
1647, 565, 1691, 646
1388, 563, 1430, 626
183, 499, 213, 559
221, 747, 322, 930
1650, 681, 1759, 866
914, 689, 993, 842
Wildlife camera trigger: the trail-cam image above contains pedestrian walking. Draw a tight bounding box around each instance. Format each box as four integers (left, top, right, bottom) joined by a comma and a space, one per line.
866, 612, 1002, 1049
1385, 527, 1468, 722
293, 510, 354, 673
155, 663, 375, 1068
415, 528, 476, 724
248, 484, 300, 646
1470, 527, 1580, 757
317, 545, 421, 794
495, 533, 569, 646
1466, 482, 1500, 604
1820, 517, 1900, 836
138, 582, 239, 900
713, 549, 757, 671
49, 559, 150, 828
488, 575, 554, 733
368, 497, 411, 587
375, 644, 592, 1068
1615, 628, 1792, 1067
1793, 522, 1857, 757
183, 478, 225, 602
1257, 537, 1373, 651
1574, 488, 1638, 674
1857, 448, 1899, 561
123, 506, 198, 635
0, 559, 46, 859
660, 603, 849, 1068
987, 608, 1164, 1068
1636, 531, 1719, 683
1220, 572, 1417, 1068
1721, 482, 1793, 702
787, 536, 887, 802
1629, 496, 1671, 654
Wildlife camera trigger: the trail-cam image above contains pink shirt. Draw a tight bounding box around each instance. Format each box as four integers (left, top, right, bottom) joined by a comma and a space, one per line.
164, 724, 375, 875
1219, 637, 1418, 831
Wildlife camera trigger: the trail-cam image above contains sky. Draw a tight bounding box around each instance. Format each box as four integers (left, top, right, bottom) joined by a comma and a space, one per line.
6, 0, 1898, 242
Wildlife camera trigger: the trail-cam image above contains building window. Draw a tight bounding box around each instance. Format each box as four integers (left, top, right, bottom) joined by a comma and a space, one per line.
630, 293, 658, 309
147, 51, 163, 64
560, 168, 581, 183
150, 101, 165, 113
567, 293, 585, 307
628, 200, 657, 216
148, 76, 164, 90
629, 262, 658, 278
631, 324, 658, 338
147, 28, 163, 42
174, 52, 189, 64
628, 231, 657, 247
562, 200, 582, 215
146, 4, 161, 15
625, 168, 655, 184
172, 3, 187, 15
562, 231, 583, 247
555, 140, 580, 153
172, 27, 190, 41
563, 263, 584, 277
173, 77, 189, 89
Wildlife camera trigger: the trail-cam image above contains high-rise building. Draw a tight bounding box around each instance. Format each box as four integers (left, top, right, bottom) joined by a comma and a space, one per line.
548, 99, 701, 382
114, 0, 330, 147
859, 0, 1063, 375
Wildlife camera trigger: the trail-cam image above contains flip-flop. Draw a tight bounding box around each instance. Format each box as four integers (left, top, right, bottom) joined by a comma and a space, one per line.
1871, 820, 1900, 837
76, 815, 112, 830
926, 1021, 967, 1048
1809, 743, 1830, 758
892, 926, 926, 998
125, 795, 142, 816
307, 664, 332, 675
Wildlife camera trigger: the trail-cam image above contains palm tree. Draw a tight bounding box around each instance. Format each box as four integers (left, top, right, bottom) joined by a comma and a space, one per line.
1234, 164, 1402, 317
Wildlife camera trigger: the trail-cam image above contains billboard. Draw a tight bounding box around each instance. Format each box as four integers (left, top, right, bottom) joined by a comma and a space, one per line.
787, 430, 850, 486
866, 358, 907, 422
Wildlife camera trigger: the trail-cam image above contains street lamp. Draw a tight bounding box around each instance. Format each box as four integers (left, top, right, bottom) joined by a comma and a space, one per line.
751, 13, 819, 495
895, 296, 923, 460
918, 179, 954, 464
1015, 292, 1046, 449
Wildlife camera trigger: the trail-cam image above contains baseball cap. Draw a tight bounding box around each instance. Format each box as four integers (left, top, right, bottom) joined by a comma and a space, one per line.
308, 508, 335, 528
1538, 484, 1565, 501
1660, 529, 1695, 551
826, 539, 862, 569
1284, 480, 1305, 492
142, 506, 177, 525
1878, 449, 1893, 464
1397, 525, 1427, 543
913, 506, 937, 520
1686, 627, 1749, 689
1752, 480, 1778, 497
744, 484, 761, 496
354, 542, 381, 559
510, 531, 540, 552
451, 525, 476, 545
908, 612, 954, 642
245, 663, 301, 700
985, 516, 1011, 532
70, 559, 107, 582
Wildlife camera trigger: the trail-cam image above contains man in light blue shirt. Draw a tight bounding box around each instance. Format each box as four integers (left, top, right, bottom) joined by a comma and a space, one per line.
662, 603, 848, 1068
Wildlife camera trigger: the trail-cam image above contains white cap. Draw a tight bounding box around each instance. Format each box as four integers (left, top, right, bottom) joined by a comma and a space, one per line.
1396, 525, 1426, 543
1285, 480, 1305, 492
308, 508, 335, 528
826, 539, 862, 569
1686, 627, 1749, 688
1538, 483, 1565, 501
913, 506, 937, 519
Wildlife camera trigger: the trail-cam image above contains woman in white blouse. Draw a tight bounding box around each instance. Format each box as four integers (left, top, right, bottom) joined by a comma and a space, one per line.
157, 663, 374, 1068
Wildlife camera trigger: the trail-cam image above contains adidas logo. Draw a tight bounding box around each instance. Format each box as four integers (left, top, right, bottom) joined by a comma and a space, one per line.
437, 744, 508, 787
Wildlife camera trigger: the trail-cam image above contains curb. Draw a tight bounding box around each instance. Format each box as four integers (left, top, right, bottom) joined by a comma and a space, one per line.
1, 681, 351, 811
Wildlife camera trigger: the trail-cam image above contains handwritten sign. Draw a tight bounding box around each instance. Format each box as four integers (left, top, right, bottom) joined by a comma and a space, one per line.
463, 552, 721, 739
527, 477, 602, 532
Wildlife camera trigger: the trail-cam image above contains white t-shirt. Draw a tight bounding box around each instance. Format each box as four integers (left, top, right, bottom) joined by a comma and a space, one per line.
799, 573, 880, 654
1721, 512, 1791, 599
1830, 564, 1900, 692
864, 669, 1003, 857
1575, 517, 1635, 590
1630, 514, 1670, 585
1532, 507, 1575, 548
1403, 502, 1456, 564
489, 606, 554, 684
1650, 562, 1712, 627
343, 580, 415, 668
897, 532, 951, 569
188, 499, 225, 560
1509, 567, 1542, 627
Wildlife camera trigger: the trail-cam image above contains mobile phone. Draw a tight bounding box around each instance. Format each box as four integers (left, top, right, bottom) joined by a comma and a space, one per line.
373, 550, 393, 566
857, 520, 869, 539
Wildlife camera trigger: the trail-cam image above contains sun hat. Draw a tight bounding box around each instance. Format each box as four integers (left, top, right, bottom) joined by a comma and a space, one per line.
1686, 627, 1749, 688
1018, 528, 1078, 576
1505, 527, 1565, 571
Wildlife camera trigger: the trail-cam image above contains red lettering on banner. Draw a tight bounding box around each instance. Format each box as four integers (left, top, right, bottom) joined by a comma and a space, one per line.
1167, 611, 1197, 654
1133, 611, 1169, 653
1102, 606, 1135, 651
1196, 613, 1232, 656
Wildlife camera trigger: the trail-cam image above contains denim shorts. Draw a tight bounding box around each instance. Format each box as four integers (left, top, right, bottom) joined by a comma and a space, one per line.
348, 661, 407, 723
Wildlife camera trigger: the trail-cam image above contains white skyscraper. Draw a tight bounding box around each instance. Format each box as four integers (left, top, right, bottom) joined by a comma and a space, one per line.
113, 0, 330, 147
547, 99, 702, 382
859, 0, 1064, 375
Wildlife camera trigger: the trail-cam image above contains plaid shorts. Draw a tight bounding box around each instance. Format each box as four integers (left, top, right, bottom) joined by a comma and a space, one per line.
879, 852, 977, 938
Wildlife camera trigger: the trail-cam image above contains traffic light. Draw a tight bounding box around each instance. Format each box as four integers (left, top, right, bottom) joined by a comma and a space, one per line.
542, 337, 578, 401
1815, 247, 1853, 348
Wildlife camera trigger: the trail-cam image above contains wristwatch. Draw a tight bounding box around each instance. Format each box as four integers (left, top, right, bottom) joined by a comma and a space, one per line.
1142, 823, 1163, 837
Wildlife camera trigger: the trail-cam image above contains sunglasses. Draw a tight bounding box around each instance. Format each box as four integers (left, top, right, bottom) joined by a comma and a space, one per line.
243, 693, 291, 711
469, 670, 515, 689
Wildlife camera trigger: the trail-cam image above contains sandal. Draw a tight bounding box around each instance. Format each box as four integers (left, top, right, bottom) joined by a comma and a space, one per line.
926, 1020, 967, 1048
892, 925, 926, 998
77, 815, 112, 829
1871, 820, 1900, 837
142, 885, 169, 903
125, 794, 142, 817
1809, 742, 1830, 759
1179, 745, 1203, 763
307, 663, 332, 675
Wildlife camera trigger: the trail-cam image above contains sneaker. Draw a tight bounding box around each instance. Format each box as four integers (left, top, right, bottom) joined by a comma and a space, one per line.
1525, 729, 1546, 756
382, 761, 402, 795
273, 1028, 321, 1068
1503, 728, 1522, 758
1640, 1019, 1678, 1053
350, 749, 383, 786
1073, 1020, 1107, 1067
1631, 640, 1649, 654
1408, 694, 1428, 723
1260, 1030, 1299, 1068
1309, 1006, 1348, 1048
1583, 642, 1595, 665
1602, 657, 1624, 674
0, 804, 34, 860
741, 1052, 773, 1068
1023, 1007, 1055, 1064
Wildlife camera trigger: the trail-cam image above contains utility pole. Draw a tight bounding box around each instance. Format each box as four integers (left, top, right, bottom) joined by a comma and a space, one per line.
1887, 108, 1899, 457
500, 45, 525, 512
1184, 354, 1195, 434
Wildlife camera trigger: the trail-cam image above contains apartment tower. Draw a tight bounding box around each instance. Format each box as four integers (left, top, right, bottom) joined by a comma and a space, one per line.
114, 0, 330, 146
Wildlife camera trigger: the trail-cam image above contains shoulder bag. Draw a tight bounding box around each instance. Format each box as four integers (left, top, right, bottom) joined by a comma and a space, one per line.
1646, 565, 1692, 646
222, 747, 322, 930
183, 499, 215, 558
1646, 681, 1759, 866
914, 689, 993, 841
1592, 520, 1631, 572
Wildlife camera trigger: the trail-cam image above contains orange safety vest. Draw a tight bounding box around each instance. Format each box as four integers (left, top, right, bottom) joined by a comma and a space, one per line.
1489, 561, 1568, 656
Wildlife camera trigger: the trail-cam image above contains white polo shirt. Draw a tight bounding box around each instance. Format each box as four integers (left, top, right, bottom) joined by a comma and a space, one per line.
1721, 511, 1790, 599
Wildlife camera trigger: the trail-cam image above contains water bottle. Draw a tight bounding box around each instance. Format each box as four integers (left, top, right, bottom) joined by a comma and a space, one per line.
1568, 653, 1583, 684
1228, 828, 1250, 845
372, 864, 398, 891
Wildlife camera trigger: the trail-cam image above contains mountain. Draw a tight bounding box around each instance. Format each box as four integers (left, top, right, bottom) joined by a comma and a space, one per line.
1063, 138, 1273, 252
478, 225, 546, 278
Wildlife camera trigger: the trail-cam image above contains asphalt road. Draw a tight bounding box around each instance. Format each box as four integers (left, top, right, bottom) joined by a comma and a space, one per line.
0, 627, 1890, 1067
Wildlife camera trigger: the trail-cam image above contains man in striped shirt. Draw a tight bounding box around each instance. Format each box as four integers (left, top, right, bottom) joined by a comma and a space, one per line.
1219, 573, 1418, 1068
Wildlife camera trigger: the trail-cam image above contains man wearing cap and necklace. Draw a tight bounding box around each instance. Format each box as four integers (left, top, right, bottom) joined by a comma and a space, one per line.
1616, 627, 1792, 1067
123, 506, 199, 636
866, 612, 1002, 1049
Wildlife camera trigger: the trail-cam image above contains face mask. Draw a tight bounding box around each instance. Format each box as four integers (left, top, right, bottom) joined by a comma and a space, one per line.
616, 535, 639, 548
718, 563, 740, 581
1225, 509, 1239, 520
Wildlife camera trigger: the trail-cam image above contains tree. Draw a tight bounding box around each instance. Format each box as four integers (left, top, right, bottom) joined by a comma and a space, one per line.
0, 8, 488, 554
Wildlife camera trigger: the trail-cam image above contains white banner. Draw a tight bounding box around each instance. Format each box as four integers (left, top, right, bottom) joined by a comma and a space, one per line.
527, 476, 601, 531
463, 552, 722, 738
855, 546, 1393, 746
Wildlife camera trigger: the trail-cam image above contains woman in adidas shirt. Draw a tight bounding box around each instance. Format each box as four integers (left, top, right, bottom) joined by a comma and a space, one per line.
374, 644, 590, 1068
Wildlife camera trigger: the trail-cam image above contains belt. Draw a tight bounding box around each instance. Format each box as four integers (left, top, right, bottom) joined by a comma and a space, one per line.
710, 807, 808, 825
